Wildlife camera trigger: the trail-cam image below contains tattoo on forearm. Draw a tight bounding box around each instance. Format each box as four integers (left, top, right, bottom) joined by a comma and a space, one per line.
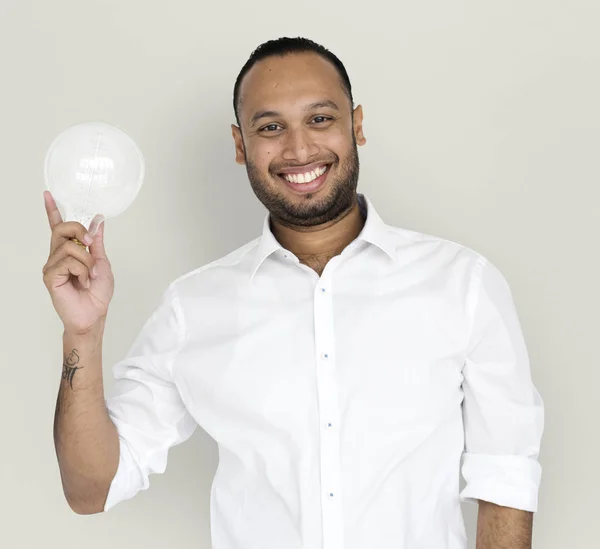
62, 349, 83, 389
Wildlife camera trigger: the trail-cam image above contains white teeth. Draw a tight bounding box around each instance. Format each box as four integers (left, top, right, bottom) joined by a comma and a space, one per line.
283, 165, 327, 184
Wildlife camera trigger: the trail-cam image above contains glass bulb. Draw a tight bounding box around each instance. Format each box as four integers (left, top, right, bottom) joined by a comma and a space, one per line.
44, 121, 145, 230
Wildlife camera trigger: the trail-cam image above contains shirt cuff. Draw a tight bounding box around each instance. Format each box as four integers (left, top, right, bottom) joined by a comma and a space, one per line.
103, 435, 145, 512
459, 452, 542, 512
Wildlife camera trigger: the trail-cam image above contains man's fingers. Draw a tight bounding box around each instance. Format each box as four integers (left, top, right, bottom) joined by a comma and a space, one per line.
43, 256, 90, 292
43, 240, 96, 279
44, 191, 63, 229
49, 221, 94, 258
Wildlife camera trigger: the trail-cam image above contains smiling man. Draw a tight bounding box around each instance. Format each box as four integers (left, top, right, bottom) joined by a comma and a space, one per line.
49, 37, 544, 549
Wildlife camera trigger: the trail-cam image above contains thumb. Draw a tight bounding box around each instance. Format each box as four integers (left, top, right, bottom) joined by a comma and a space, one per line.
88, 215, 106, 259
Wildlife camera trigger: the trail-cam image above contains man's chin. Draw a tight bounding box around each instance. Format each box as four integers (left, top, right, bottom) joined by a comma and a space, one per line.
274, 186, 355, 227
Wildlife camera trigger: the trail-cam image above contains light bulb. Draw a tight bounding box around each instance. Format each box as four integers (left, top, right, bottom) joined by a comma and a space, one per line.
44, 121, 145, 245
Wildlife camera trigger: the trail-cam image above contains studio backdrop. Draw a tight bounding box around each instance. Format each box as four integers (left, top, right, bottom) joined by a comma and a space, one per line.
1, 1, 598, 548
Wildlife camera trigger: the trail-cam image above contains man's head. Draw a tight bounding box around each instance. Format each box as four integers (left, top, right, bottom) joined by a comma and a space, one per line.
231, 37, 366, 228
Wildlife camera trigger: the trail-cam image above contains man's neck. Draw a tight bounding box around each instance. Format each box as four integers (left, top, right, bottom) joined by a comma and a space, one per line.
270, 198, 366, 274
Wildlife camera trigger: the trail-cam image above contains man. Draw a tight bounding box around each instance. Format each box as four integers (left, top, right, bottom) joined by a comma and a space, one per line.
45, 37, 544, 549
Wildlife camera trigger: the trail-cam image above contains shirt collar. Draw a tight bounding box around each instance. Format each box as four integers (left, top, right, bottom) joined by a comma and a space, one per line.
249, 193, 397, 281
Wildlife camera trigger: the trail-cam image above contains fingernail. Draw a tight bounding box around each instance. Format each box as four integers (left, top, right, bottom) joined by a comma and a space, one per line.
83, 233, 93, 245
89, 215, 105, 237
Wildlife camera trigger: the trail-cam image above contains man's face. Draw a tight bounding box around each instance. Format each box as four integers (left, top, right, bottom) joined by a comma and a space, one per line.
232, 52, 366, 227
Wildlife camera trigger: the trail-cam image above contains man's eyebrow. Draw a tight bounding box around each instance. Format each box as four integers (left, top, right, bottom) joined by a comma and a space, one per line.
249, 110, 280, 128
248, 100, 341, 128
306, 100, 340, 111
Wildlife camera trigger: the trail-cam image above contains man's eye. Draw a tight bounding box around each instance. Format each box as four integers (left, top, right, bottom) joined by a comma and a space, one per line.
312, 116, 332, 124
260, 124, 281, 132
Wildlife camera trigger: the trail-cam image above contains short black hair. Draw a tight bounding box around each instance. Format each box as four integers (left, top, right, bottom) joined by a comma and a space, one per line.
233, 37, 354, 126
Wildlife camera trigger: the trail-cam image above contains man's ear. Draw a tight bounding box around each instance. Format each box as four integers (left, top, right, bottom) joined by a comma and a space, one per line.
231, 124, 246, 165
353, 105, 366, 146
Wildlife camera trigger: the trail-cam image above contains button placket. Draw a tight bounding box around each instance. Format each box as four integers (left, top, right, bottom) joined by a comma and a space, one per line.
313, 270, 344, 549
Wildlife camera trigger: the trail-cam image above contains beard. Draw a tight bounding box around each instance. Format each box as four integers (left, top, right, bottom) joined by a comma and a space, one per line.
244, 136, 360, 228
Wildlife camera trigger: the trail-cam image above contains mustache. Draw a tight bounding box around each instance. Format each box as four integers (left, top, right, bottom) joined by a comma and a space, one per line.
270, 157, 338, 173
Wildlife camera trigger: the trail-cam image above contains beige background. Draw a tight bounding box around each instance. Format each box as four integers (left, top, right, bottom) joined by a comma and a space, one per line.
1, 0, 598, 547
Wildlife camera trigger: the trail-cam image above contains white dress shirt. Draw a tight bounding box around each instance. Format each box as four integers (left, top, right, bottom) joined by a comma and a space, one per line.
103, 193, 544, 549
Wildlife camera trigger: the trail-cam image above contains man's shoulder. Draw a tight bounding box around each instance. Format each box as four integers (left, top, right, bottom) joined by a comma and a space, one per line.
384, 222, 489, 267
167, 236, 261, 295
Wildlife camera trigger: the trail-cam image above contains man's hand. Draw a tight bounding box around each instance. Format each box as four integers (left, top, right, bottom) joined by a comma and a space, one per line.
476, 500, 534, 549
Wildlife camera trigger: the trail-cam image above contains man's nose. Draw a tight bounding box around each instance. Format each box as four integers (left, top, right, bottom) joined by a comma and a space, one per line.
281, 127, 319, 164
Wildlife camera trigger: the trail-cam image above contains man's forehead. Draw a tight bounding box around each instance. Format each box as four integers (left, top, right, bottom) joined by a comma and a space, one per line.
239, 52, 346, 113
246, 52, 338, 84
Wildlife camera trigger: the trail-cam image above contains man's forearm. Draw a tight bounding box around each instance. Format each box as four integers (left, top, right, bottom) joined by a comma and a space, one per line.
53, 324, 119, 514
476, 500, 534, 549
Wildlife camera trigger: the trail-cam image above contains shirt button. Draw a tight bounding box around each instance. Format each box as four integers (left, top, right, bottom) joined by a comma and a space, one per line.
320, 352, 329, 360
321, 287, 326, 293
328, 492, 334, 498
327, 422, 333, 428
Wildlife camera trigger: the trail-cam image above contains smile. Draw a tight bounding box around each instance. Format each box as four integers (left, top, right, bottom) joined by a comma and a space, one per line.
278, 164, 329, 184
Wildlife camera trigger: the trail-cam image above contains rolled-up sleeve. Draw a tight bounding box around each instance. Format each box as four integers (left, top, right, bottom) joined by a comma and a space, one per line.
459, 256, 544, 512
103, 283, 197, 512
